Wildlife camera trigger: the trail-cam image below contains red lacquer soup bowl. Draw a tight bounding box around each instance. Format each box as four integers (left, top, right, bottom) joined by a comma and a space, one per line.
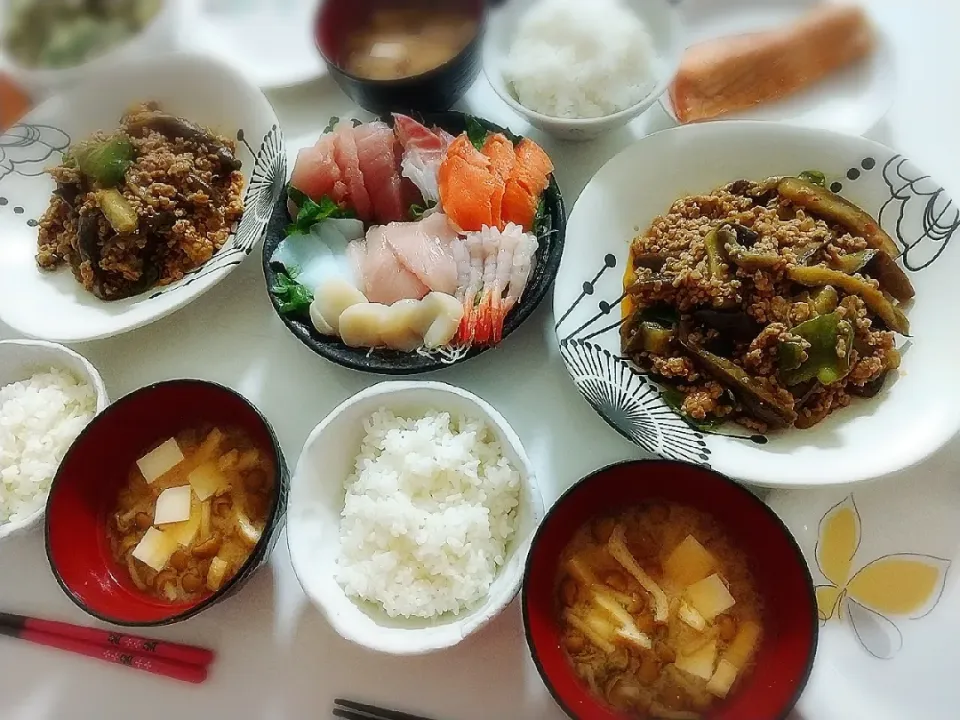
523, 460, 817, 720
44, 380, 288, 627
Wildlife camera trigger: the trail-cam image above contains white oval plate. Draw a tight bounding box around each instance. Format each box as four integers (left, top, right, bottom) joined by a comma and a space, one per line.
661, 0, 896, 135
768, 454, 960, 719
553, 121, 960, 488
181, 0, 327, 89
0, 53, 285, 343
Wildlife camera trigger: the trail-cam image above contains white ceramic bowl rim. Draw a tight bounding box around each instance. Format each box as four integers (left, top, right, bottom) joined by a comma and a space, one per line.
286, 380, 545, 655
0, 339, 109, 541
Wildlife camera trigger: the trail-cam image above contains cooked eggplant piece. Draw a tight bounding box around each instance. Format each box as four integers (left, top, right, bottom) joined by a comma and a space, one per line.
679, 321, 797, 428
634, 322, 675, 354
777, 177, 901, 259
786, 265, 910, 335
828, 249, 877, 274
692, 310, 761, 343
703, 228, 727, 279
632, 253, 667, 272
796, 239, 826, 266
778, 312, 854, 386
95, 188, 138, 234
810, 285, 839, 316
76, 211, 108, 300
627, 273, 675, 295
720, 226, 781, 271
125, 111, 241, 172
864, 250, 915, 302
730, 223, 759, 247
850, 371, 890, 398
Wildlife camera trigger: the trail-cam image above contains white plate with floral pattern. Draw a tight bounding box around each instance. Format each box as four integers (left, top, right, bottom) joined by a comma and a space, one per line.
0, 52, 285, 342
552, 121, 960, 488
768, 448, 959, 719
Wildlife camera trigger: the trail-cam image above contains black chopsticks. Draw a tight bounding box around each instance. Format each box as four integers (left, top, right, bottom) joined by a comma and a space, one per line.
333, 698, 439, 720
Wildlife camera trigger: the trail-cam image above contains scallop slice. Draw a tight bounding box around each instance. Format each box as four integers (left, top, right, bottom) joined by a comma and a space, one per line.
417, 292, 465, 349
339, 303, 390, 348
312, 277, 367, 335
380, 299, 425, 352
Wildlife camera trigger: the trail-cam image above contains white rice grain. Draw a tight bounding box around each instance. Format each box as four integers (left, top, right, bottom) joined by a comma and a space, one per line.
336, 408, 521, 618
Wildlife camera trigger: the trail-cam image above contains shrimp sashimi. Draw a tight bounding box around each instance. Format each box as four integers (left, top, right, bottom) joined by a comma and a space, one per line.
669, 4, 875, 124
460, 224, 540, 346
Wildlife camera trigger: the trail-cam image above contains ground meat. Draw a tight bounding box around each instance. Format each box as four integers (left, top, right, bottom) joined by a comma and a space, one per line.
35, 102, 244, 301
622, 178, 908, 431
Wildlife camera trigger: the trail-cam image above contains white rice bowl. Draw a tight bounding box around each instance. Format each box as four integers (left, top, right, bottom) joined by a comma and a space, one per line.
286, 381, 544, 655
503, 0, 657, 119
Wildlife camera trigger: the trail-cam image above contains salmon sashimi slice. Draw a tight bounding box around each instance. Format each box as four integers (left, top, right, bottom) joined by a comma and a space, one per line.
482, 134, 516, 230
502, 138, 554, 231
354, 121, 405, 224
332, 122, 374, 222
438, 134, 502, 232
669, 4, 875, 124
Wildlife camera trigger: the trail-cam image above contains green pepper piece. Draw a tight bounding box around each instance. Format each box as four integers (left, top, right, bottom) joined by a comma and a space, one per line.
703, 228, 728, 279
777, 177, 901, 259
786, 265, 910, 335
719, 226, 781, 271
678, 321, 797, 428
659, 386, 727, 432
810, 285, 839, 316
798, 170, 827, 187
73, 136, 135, 187
778, 341, 805, 372
779, 312, 854, 386
95, 189, 138, 234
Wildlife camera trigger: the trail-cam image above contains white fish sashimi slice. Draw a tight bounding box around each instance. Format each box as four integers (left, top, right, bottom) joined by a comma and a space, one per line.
361, 226, 430, 305
382, 214, 459, 296
270, 218, 366, 292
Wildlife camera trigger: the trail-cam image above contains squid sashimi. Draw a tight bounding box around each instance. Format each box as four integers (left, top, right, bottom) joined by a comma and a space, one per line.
439, 134, 503, 232
351, 227, 429, 305
354, 121, 405, 224
669, 4, 875, 124
455, 224, 539, 345
393, 113, 452, 205
332, 122, 374, 222
501, 138, 554, 230
383, 213, 460, 296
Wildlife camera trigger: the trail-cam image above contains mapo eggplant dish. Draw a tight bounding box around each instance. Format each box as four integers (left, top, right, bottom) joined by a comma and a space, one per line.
622, 175, 913, 432
37, 102, 244, 301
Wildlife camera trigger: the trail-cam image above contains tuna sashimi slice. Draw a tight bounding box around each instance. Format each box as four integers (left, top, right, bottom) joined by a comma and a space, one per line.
382, 214, 459, 295
354, 120, 404, 224
359, 226, 430, 305
332, 121, 373, 222
289, 133, 341, 204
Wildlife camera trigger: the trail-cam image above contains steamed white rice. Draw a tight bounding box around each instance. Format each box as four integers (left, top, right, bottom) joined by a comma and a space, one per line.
503, 0, 657, 119
0, 368, 97, 525
336, 408, 521, 618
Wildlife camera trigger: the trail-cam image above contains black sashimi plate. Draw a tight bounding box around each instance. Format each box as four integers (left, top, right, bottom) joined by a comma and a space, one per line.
261, 111, 566, 375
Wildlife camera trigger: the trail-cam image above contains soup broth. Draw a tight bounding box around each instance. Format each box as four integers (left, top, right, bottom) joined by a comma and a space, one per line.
556, 502, 763, 719
107, 425, 274, 603
342, 4, 478, 80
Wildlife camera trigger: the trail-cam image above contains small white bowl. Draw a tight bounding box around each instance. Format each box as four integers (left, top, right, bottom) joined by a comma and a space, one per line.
0, 0, 183, 98
287, 381, 544, 655
483, 0, 685, 141
0, 340, 108, 541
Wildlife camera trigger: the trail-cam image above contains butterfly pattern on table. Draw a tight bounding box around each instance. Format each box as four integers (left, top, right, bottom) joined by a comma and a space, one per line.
815, 495, 951, 659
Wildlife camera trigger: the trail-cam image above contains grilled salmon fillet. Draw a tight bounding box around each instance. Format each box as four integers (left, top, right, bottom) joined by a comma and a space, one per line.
669, 4, 876, 124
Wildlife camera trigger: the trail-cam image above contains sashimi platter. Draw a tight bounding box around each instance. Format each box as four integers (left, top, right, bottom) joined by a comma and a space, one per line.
263, 112, 565, 372
1, 0, 958, 719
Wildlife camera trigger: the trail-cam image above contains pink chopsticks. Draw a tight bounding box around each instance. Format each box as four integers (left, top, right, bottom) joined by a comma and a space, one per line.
0, 611, 214, 683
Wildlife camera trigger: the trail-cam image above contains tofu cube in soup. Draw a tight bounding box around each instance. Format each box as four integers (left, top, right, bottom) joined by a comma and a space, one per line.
136, 438, 183, 483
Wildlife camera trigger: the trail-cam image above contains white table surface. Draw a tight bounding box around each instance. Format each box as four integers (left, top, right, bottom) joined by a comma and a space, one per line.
2, 1, 959, 717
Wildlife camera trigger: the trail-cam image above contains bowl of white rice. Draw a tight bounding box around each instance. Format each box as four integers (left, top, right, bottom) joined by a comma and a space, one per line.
286, 381, 544, 655
483, 0, 684, 140
0, 340, 108, 541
